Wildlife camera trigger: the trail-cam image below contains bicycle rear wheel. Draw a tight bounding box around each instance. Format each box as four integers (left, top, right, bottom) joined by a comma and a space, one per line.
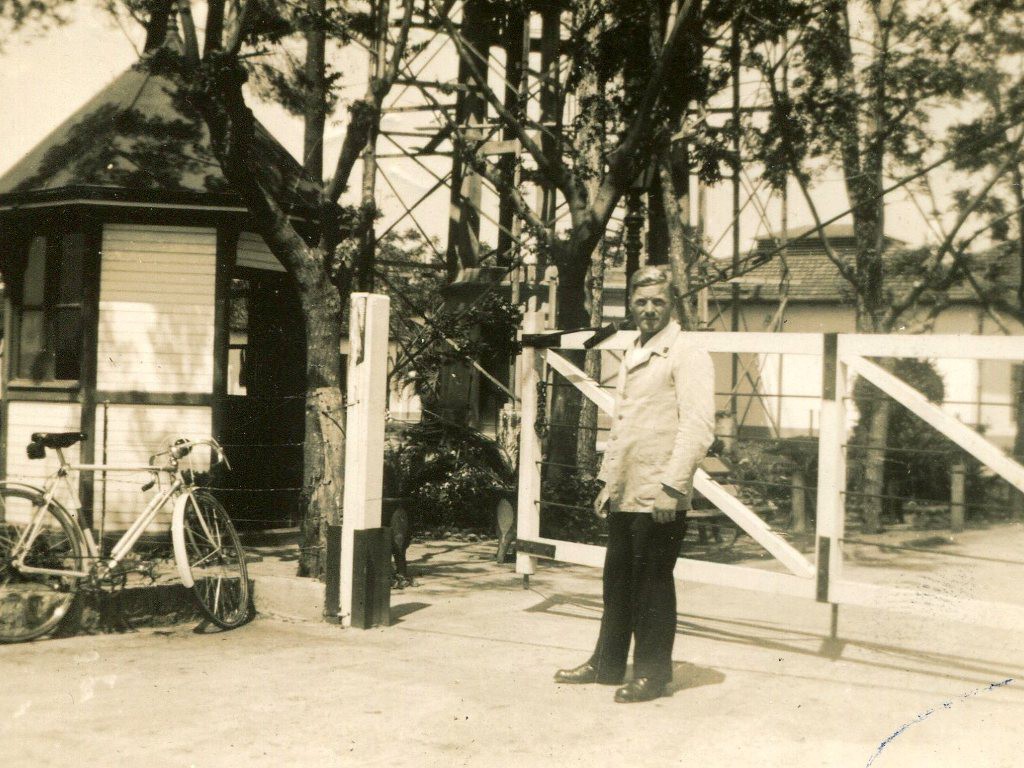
0, 484, 83, 643
173, 490, 250, 629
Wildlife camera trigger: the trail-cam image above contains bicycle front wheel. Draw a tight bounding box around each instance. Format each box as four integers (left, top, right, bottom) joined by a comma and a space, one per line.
173, 490, 250, 629
0, 484, 84, 643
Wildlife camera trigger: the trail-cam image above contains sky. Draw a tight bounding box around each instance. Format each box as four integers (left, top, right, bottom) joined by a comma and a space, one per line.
0, 4, 938, 262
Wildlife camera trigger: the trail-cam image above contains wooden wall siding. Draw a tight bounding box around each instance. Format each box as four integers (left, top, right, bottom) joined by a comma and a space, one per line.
96, 224, 216, 393
92, 404, 212, 531
4, 402, 82, 523
236, 231, 285, 272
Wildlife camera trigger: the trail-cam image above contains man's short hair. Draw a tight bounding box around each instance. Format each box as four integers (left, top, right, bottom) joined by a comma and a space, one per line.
628, 265, 674, 298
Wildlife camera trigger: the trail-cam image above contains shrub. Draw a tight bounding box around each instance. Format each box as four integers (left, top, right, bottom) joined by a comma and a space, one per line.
539, 471, 605, 544
384, 419, 514, 531
847, 358, 986, 525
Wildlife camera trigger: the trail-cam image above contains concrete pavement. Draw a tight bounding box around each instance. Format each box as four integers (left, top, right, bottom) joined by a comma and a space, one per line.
3, 536, 1024, 767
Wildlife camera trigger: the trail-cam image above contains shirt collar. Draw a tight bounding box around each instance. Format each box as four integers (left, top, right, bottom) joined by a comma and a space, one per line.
634, 319, 680, 357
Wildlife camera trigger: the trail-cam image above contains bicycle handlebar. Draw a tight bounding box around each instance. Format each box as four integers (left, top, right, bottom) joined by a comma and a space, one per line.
151, 438, 232, 473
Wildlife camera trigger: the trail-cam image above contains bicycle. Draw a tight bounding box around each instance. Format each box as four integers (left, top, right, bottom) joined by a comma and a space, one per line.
0, 432, 251, 643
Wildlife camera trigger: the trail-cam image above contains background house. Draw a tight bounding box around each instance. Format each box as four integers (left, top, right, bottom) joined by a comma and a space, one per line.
703, 225, 1023, 447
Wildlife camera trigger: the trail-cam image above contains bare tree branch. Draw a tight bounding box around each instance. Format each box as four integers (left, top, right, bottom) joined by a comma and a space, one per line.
603, 0, 696, 187
886, 132, 1024, 323
204, 0, 225, 55
177, 0, 201, 65
386, 0, 415, 84
324, 0, 414, 208
225, 0, 253, 57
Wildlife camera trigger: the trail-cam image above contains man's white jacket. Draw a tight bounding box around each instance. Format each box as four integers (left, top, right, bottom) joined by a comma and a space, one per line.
596, 320, 716, 513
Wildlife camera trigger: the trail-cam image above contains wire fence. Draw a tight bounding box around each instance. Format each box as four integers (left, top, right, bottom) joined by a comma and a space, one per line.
531, 363, 1024, 566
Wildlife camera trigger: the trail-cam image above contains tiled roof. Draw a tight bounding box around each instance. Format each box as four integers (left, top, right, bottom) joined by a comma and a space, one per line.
709, 226, 1018, 304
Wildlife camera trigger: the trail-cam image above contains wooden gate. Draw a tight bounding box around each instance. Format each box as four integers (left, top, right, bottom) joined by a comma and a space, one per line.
515, 317, 1024, 631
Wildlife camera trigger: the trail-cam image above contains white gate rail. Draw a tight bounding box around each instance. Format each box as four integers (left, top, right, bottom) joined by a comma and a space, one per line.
516, 315, 821, 600
826, 333, 1024, 629
840, 340, 1024, 492
516, 320, 1024, 632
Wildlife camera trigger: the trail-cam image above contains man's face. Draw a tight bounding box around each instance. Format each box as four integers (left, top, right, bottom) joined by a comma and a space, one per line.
629, 282, 673, 338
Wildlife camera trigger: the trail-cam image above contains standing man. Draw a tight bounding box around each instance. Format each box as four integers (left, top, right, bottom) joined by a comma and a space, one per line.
554, 266, 716, 703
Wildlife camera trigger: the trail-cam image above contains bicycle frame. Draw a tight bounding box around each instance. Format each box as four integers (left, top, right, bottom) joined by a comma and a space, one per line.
12, 446, 187, 581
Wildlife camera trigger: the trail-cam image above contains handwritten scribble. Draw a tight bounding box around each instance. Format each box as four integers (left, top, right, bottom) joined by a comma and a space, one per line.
865, 678, 1014, 767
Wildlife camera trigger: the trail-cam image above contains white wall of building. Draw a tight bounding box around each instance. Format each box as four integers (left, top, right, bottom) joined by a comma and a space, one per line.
96, 224, 217, 394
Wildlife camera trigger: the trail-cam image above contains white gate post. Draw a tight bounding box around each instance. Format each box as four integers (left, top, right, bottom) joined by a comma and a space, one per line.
340, 292, 390, 625
814, 333, 847, 636
516, 309, 544, 582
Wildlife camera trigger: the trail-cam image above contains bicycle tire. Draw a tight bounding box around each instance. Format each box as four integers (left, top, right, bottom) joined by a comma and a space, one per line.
172, 490, 250, 629
0, 483, 84, 643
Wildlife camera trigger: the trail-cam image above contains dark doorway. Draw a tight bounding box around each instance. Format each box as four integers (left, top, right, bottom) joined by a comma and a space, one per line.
220, 270, 305, 529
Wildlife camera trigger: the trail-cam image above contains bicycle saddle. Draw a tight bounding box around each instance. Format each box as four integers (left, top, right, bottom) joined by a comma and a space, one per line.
30, 432, 88, 449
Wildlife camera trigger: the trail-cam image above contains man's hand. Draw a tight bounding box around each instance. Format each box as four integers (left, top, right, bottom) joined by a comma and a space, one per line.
651, 487, 679, 524
594, 488, 609, 519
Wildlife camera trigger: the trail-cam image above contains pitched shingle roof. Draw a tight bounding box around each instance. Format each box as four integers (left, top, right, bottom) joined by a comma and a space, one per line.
711, 225, 1018, 305
0, 57, 320, 214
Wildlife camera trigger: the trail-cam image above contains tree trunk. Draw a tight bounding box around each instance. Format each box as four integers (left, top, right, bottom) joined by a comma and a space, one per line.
545, 239, 592, 480
861, 395, 891, 534
658, 147, 696, 329
1011, 162, 1024, 310
303, 0, 327, 181
842, 10, 890, 534
143, 0, 174, 52
576, 240, 606, 475
297, 272, 346, 578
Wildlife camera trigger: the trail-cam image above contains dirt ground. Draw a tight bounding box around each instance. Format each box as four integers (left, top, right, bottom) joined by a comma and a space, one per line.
3, 528, 1024, 768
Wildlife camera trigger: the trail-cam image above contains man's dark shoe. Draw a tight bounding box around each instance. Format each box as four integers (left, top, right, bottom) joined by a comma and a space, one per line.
614, 677, 666, 703
554, 662, 624, 685
554, 662, 598, 684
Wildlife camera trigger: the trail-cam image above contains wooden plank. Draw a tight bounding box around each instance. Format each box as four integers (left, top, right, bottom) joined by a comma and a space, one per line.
212, 227, 236, 478
676, 558, 816, 599
844, 353, 1024, 492
516, 539, 557, 558
98, 286, 216, 303
516, 310, 544, 577
525, 536, 815, 599
3, 389, 81, 403
350, 528, 391, 629
686, 332, 824, 356
101, 270, 217, 285
94, 391, 213, 406
78, 216, 104, 530
480, 139, 521, 155
236, 232, 286, 272
98, 303, 216, 318
693, 469, 816, 578
839, 333, 1024, 362
341, 293, 390, 624
816, 335, 847, 597
556, 329, 824, 355
106, 223, 218, 237
543, 350, 616, 414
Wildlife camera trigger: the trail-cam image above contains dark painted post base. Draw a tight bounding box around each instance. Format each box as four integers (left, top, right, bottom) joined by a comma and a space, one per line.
323, 524, 342, 622
351, 527, 391, 629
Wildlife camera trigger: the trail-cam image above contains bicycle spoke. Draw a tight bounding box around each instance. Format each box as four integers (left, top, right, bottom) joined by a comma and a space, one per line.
0, 486, 82, 643
174, 491, 249, 629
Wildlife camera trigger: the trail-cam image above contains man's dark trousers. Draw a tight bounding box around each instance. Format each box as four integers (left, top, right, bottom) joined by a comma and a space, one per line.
588, 511, 686, 684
